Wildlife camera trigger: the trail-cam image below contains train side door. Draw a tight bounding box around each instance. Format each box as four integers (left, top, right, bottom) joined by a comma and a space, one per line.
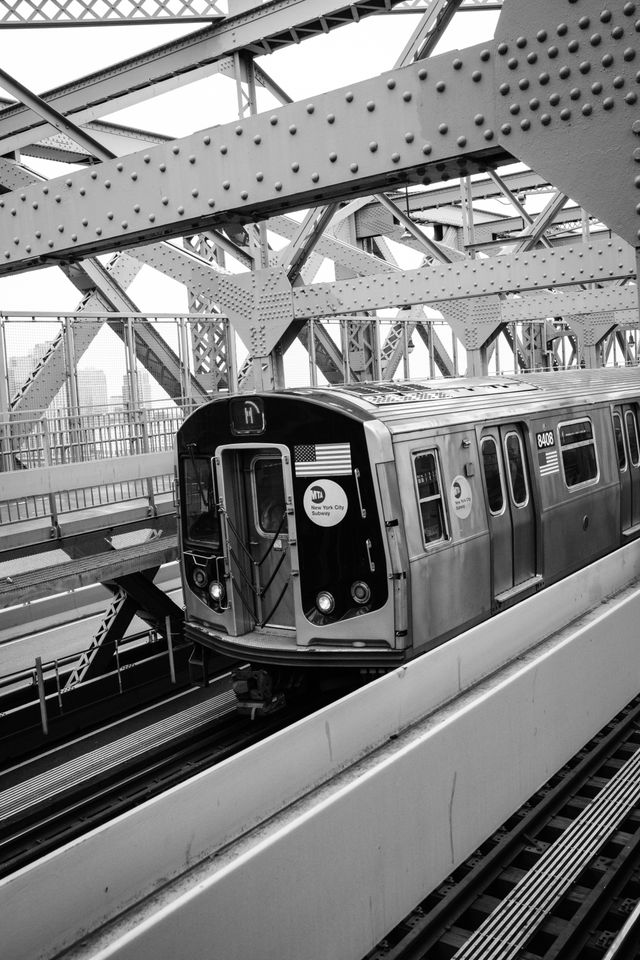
615, 404, 640, 531
481, 424, 536, 602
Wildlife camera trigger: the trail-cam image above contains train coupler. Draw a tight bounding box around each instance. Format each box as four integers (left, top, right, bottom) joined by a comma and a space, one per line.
232, 665, 287, 718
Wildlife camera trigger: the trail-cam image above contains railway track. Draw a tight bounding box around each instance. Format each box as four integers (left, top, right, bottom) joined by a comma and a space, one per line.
0, 681, 323, 880
365, 695, 640, 960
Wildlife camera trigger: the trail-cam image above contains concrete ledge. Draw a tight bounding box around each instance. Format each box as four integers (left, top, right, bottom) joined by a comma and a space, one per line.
4, 541, 640, 960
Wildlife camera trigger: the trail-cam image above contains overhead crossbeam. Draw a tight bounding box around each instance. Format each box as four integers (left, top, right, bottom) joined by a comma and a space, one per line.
0, 0, 225, 27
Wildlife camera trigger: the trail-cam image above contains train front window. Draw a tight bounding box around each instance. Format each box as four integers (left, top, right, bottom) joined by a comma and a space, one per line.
413, 450, 448, 545
481, 437, 504, 515
504, 432, 529, 507
559, 419, 598, 488
253, 457, 286, 536
183, 457, 220, 544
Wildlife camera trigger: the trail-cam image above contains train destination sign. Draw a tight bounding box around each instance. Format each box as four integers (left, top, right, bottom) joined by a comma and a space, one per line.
229, 397, 266, 435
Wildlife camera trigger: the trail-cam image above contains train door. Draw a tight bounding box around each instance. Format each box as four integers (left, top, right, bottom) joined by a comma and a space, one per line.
614, 404, 640, 531
216, 447, 294, 634
481, 424, 536, 602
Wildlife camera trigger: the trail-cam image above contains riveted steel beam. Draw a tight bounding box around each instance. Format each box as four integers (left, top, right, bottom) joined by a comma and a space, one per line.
0, 0, 408, 155
0, 0, 224, 27
502, 287, 638, 323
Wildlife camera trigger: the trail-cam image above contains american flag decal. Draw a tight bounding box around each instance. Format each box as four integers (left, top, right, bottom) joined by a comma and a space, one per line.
294, 442, 352, 476
538, 449, 560, 476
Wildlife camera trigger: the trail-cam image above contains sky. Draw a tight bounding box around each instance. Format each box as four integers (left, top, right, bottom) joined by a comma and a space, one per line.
0, 7, 502, 394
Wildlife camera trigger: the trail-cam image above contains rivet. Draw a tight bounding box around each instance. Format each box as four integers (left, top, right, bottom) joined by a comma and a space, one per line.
240, 192, 248, 201
366, 100, 375, 112
507, 57, 518, 69
557, 23, 568, 36
541, 113, 551, 125
612, 26, 624, 39
474, 113, 484, 125
603, 96, 615, 109
149, 213, 156, 221
275, 182, 282, 191
55, 195, 61, 203
519, 78, 530, 90
472, 70, 482, 82
116, 162, 123, 172
527, 52, 538, 64
306, 103, 315, 114
387, 78, 396, 89
602, 53, 614, 68
633, 120, 640, 133
107, 212, 114, 220
438, 123, 448, 134
350, 162, 358, 173
223, 180, 231, 189
510, 103, 521, 115
614, 75, 625, 88
483, 129, 494, 140
81, 218, 87, 226
453, 58, 463, 70
289, 124, 297, 134
497, 42, 508, 55
499, 82, 510, 95
529, 97, 540, 109
624, 2, 636, 14
436, 81, 446, 92
89, 173, 96, 181
25, 245, 31, 253
159, 163, 167, 172
537, 29, 548, 42
559, 65, 571, 79
121, 220, 128, 228
582, 102, 593, 115
635, 147, 640, 162
13, 237, 18, 244
560, 107, 572, 119
635, 174, 640, 185
162, 196, 169, 205
403, 91, 412, 101
134, 203, 140, 212
601, 10, 612, 22
391, 152, 400, 163
235, 126, 243, 136
550, 92, 561, 105
501, 122, 512, 134
539, 71, 550, 84
173, 145, 180, 154
203, 136, 210, 146
592, 80, 604, 93
480, 48, 491, 61
625, 47, 637, 60
3, 252, 8, 259
270, 115, 278, 125
520, 118, 531, 130
369, 141, 378, 152
32, 201, 38, 209
327, 113, 335, 123
345, 91, 354, 102
548, 45, 559, 58
256, 172, 264, 182
457, 135, 467, 146
570, 87, 581, 99
191, 189, 199, 198
627, 91, 639, 103
578, 16, 590, 28
516, 36, 527, 48
422, 143, 432, 155
311, 172, 320, 182
418, 68, 428, 80
579, 61, 591, 73
568, 39, 580, 52
95, 228, 102, 236
291, 162, 299, 172
35, 231, 41, 238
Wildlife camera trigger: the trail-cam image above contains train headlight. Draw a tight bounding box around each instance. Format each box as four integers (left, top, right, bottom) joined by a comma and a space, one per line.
192, 567, 207, 589
316, 591, 335, 615
209, 580, 225, 603
350, 581, 371, 605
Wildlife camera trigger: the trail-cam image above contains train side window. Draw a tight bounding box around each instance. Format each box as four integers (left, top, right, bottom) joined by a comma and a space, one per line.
413, 450, 448, 545
558, 418, 599, 487
625, 410, 640, 467
504, 432, 529, 507
183, 457, 220, 545
613, 412, 627, 471
481, 437, 504, 515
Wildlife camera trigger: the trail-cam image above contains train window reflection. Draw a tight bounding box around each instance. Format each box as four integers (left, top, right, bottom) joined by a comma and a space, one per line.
183, 457, 220, 544
481, 437, 504, 515
613, 412, 627, 471
504, 433, 529, 507
625, 410, 640, 467
413, 450, 448, 545
254, 458, 286, 536
559, 418, 598, 487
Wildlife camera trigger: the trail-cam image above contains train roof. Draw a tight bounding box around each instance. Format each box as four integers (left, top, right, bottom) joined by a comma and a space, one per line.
285, 367, 640, 432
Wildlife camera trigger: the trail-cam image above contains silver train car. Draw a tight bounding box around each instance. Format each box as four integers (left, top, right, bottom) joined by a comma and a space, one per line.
177, 368, 640, 708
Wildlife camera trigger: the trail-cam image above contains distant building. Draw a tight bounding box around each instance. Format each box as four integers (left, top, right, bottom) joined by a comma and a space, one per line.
77, 368, 108, 411
122, 369, 152, 406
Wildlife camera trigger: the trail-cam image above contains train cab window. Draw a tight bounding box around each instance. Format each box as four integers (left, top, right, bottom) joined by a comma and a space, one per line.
504, 432, 529, 507
625, 410, 640, 467
481, 437, 504, 515
253, 457, 286, 536
613, 412, 627, 471
183, 457, 220, 544
558, 419, 598, 487
413, 450, 448, 545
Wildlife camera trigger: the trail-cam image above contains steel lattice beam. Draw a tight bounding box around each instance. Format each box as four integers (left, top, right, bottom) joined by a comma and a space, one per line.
0, 0, 224, 26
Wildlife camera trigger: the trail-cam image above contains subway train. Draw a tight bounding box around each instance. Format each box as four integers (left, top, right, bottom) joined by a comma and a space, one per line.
177, 367, 640, 711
